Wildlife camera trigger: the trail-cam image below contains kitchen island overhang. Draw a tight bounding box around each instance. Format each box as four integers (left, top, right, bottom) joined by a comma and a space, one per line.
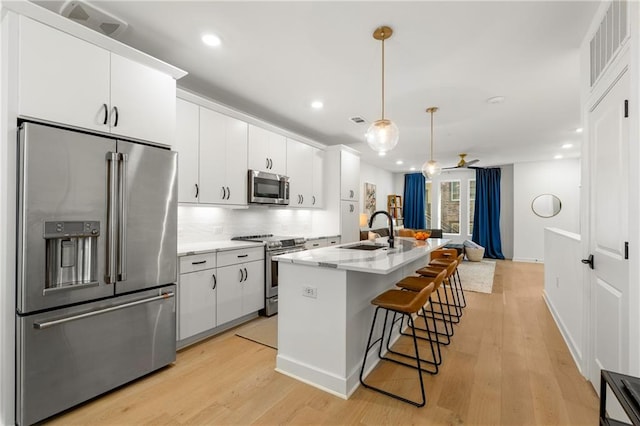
274, 237, 449, 399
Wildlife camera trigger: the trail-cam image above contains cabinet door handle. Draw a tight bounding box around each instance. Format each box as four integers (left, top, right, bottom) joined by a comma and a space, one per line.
221, 186, 226, 200
301, 195, 304, 204
350, 204, 354, 213
350, 189, 354, 198
244, 267, 248, 282
192, 260, 207, 265
212, 273, 217, 290
112, 106, 119, 127
237, 254, 249, 258
266, 158, 269, 169
239, 268, 245, 282
312, 196, 316, 205
226, 186, 230, 200
195, 183, 199, 198
269, 158, 273, 169
102, 103, 108, 125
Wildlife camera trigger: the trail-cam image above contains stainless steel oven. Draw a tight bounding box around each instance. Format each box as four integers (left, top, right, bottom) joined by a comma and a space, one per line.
232, 234, 305, 316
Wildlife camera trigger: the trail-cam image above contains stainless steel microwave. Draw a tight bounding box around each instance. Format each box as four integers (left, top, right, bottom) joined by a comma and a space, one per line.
248, 170, 290, 205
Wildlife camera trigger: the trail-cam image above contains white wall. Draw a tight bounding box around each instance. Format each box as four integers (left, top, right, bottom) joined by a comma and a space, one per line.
543, 228, 584, 372
500, 165, 514, 260
513, 159, 581, 262
359, 161, 395, 230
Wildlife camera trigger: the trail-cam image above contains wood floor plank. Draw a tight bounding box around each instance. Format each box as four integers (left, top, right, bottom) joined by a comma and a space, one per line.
46, 260, 598, 425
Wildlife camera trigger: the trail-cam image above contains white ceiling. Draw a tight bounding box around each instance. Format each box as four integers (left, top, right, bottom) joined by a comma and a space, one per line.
33, 0, 600, 173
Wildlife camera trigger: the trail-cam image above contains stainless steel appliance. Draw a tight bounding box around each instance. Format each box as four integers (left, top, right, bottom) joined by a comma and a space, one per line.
16, 121, 178, 426
231, 234, 305, 316
248, 170, 290, 205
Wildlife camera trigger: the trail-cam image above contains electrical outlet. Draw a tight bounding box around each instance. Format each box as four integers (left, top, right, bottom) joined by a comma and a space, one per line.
302, 286, 317, 298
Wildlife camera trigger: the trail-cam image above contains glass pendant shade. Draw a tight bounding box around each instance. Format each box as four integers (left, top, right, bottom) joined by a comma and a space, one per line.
422, 159, 442, 179
365, 119, 399, 153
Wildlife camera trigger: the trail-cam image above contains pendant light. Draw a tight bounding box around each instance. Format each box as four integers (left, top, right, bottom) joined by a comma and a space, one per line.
365, 26, 399, 154
421, 107, 442, 179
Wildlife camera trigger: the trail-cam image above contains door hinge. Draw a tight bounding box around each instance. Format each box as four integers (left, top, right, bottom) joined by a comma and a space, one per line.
625, 100, 629, 118
625, 241, 629, 260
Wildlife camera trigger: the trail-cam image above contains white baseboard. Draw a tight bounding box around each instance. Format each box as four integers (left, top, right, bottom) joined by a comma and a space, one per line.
512, 257, 544, 263
542, 291, 584, 376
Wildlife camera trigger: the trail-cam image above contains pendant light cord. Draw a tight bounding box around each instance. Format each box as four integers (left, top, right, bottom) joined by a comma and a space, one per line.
430, 110, 434, 161
381, 36, 385, 120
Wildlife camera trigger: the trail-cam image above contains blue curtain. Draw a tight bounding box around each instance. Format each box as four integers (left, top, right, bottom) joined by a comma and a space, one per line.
472, 168, 505, 259
403, 173, 426, 229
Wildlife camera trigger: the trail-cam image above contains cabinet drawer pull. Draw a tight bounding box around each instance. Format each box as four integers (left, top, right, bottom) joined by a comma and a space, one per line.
237, 254, 249, 258
212, 273, 217, 290
313, 243, 319, 247
102, 103, 108, 125
191, 260, 207, 265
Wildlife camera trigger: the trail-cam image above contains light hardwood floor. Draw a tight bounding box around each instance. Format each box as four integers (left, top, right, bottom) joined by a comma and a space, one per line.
48, 260, 598, 425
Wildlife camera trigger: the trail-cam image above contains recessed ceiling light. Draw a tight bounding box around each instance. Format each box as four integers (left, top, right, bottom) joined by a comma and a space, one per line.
202, 34, 222, 47
410, 167, 416, 171
311, 101, 323, 109
378, 151, 386, 157
562, 143, 573, 149
396, 160, 403, 165
486, 96, 505, 104
554, 154, 563, 160
575, 127, 583, 133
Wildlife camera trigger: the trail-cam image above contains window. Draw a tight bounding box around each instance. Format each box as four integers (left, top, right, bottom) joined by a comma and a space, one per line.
439, 180, 460, 234
468, 179, 476, 235
450, 181, 460, 201
425, 181, 432, 229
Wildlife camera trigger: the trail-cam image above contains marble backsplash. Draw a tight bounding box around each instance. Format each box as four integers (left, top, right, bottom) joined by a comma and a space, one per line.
178, 205, 333, 243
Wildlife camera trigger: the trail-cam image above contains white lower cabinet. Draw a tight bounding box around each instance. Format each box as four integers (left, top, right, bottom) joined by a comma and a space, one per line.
217, 260, 264, 326
341, 201, 360, 244
178, 268, 217, 340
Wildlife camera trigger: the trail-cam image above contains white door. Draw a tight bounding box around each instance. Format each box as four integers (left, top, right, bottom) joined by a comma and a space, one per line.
340, 200, 359, 244
178, 269, 217, 340
18, 16, 110, 132
340, 150, 360, 201
217, 264, 244, 325
587, 70, 630, 387
242, 261, 265, 315
248, 125, 271, 171
199, 108, 228, 204
110, 54, 176, 146
175, 99, 200, 203
223, 116, 248, 205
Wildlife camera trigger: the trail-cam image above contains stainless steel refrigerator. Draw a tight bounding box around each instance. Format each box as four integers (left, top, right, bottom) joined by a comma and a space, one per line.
16, 122, 178, 425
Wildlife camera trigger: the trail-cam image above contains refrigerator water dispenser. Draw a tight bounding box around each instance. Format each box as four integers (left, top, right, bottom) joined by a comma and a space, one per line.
44, 221, 99, 290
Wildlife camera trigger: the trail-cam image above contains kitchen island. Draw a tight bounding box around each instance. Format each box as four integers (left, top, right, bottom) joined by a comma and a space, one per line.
274, 236, 448, 399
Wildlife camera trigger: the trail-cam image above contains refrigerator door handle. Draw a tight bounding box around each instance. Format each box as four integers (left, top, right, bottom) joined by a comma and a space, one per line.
33, 292, 175, 330
118, 153, 128, 281
106, 152, 119, 284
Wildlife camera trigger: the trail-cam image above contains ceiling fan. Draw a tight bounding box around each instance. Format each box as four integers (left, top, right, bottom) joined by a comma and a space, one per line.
443, 153, 483, 170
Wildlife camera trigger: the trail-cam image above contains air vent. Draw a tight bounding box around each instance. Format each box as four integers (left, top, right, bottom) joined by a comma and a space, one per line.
349, 116, 367, 124
590, 0, 628, 86
60, 0, 128, 39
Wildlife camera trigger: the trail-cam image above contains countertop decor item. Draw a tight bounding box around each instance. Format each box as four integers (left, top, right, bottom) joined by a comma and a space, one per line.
365, 26, 399, 154
422, 107, 442, 179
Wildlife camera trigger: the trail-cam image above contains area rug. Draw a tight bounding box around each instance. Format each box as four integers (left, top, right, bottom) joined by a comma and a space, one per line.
234, 315, 278, 349
456, 260, 496, 294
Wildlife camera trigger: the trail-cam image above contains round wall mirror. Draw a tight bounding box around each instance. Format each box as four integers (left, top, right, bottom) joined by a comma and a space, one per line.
531, 194, 562, 218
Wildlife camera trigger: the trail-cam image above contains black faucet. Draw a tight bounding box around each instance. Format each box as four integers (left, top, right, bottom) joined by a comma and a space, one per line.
368, 210, 394, 249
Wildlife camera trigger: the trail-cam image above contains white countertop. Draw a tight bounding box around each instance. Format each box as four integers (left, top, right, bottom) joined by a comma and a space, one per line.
178, 240, 264, 256
274, 237, 449, 274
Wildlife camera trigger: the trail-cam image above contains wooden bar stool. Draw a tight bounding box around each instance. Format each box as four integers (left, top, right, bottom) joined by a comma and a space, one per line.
430, 253, 467, 308
416, 261, 462, 323
359, 283, 436, 407
397, 270, 453, 345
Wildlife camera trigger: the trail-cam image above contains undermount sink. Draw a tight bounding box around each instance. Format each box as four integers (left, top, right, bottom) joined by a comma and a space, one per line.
340, 243, 387, 251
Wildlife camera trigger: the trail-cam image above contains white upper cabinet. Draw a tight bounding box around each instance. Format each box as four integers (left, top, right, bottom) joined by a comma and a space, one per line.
18, 16, 176, 146
286, 139, 313, 207
340, 150, 360, 201
175, 99, 200, 203
199, 107, 248, 206
18, 16, 110, 132
311, 147, 324, 208
248, 125, 287, 175
286, 139, 324, 209
109, 54, 176, 145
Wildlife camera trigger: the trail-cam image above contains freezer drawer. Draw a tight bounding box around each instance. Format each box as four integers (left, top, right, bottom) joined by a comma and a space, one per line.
16, 285, 176, 426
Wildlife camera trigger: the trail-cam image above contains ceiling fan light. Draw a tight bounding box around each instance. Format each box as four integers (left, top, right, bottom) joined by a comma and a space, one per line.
365, 119, 399, 153
422, 159, 442, 179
